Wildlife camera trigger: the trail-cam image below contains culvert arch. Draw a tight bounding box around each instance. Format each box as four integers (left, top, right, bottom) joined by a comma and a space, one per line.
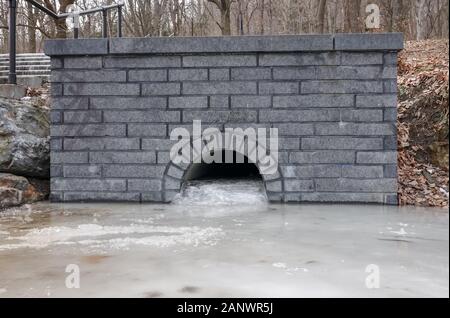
162, 147, 284, 203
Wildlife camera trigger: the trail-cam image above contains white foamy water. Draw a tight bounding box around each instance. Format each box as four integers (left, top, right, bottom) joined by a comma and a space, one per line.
172, 179, 268, 206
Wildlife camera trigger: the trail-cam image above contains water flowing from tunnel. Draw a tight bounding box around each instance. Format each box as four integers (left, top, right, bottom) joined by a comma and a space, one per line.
172, 179, 268, 206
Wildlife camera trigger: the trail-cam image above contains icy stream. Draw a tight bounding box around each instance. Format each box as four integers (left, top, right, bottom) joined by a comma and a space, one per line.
0, 197, 448, 297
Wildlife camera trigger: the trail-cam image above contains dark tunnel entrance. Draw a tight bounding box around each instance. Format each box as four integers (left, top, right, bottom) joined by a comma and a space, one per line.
184, 150, 262, 181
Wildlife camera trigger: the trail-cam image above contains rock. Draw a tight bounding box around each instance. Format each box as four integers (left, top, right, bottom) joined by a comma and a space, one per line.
0, 97, 50, 178
0, 84, 27, 99
0, 173, 49, 209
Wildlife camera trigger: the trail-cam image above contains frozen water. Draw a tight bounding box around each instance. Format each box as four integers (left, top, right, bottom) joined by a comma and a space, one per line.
0, 202, 448, 298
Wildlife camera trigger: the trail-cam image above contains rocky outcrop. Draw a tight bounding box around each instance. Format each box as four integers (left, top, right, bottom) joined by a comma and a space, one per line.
0, 97, 50, 178
0, 173, 49, 209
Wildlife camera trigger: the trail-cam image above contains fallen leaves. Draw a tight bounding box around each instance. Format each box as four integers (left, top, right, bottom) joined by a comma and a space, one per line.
398, 40, 449, 207
25, 82, 50, 110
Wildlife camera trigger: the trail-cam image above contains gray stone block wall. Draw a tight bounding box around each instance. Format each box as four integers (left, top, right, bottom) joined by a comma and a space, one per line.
44, 34, 403, 204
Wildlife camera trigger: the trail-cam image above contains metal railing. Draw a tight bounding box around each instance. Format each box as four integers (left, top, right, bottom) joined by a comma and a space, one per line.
7, 0, 125, 84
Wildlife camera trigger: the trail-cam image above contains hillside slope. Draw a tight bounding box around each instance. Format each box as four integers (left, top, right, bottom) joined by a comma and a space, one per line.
398, 40, 449, 207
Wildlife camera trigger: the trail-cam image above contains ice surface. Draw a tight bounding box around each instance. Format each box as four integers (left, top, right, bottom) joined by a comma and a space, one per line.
0, 202, 448, 298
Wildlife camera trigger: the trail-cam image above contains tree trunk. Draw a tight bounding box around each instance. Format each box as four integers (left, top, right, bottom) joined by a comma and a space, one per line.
415, 0, 427, 40
317, 0, 327, 33
221, 0, 232, 35
259, 0, 265, 35
268, 0, 273, 34
43, 0, 75, 38
344, 0, 361, 33
27, 2, 37, 52
221, 9, 231, 35
208, 0, 232, 35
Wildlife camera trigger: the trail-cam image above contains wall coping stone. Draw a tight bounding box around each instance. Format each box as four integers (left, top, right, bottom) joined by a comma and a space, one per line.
44, 38, 109, 56
44, 33, 403, 56
334, 33, 404, 50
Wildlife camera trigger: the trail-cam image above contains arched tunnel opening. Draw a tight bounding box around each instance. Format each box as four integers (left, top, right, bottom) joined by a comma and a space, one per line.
175, 150, 268, 205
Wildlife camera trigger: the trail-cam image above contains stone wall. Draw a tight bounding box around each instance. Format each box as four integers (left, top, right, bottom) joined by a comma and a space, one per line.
44, 34, 403, 204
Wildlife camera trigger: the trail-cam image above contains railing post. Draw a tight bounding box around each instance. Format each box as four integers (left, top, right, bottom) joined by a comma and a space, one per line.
8, 0, 17, 85
117, 5, 123, 37
102, 8, 108, 38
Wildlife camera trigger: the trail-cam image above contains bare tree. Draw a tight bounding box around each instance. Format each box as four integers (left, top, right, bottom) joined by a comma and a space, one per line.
41, 0, 76, 38
344, 0, 362, 32
1, 0, 449, 54
26, 1, 37, 52
207, 0, 233, 35
317, 0, 327, 33
414, 0, 427, 39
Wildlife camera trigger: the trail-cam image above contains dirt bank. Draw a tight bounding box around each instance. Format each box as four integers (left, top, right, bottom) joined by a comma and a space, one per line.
398, 40, 449, 207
